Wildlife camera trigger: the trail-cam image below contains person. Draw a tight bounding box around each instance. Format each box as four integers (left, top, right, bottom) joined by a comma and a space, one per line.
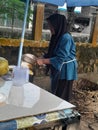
36, 13, 78, 102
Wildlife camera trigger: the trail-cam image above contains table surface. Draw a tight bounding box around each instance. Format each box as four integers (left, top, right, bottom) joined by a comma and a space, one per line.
0, 78, 79, 130
0, 79, 75, 122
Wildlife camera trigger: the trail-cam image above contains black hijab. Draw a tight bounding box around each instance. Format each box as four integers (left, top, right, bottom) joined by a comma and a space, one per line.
46, 13, 68, 58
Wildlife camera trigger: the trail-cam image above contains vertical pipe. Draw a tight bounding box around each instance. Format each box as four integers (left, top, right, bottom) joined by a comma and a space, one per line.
17, 0, 30, 66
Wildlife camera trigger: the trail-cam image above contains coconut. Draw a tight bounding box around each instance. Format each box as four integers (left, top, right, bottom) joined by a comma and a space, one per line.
0, 57, 9, 76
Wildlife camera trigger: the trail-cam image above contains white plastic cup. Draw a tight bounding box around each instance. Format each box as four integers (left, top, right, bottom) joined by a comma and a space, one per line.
12, 66, 29, 86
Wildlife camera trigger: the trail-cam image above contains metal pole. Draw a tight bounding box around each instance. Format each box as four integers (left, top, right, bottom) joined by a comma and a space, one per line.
17, 0, 30, 66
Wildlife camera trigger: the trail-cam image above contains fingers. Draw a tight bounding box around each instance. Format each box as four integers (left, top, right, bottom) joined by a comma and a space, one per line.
36, 58, 44, 65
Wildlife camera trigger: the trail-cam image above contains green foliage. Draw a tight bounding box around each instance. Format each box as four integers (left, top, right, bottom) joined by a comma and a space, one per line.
0, 0, 33, 26
0, 0, 24, 20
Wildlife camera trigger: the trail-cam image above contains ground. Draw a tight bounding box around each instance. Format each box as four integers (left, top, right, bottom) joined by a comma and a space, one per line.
33, 75, 98, 130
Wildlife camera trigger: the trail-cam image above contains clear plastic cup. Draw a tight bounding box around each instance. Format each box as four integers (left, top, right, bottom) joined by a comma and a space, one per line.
8, 86, 24, 106
12, 66, 29, 86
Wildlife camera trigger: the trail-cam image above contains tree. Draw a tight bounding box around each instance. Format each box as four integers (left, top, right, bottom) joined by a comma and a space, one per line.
0, 0, 25, 26
0, 0, 33, 37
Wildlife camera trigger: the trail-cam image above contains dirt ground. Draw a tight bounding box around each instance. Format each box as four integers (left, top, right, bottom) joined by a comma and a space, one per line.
33, 75, 98, 130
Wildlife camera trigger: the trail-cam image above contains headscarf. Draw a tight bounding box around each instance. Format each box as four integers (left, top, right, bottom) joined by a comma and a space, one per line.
46, 13, 68, 58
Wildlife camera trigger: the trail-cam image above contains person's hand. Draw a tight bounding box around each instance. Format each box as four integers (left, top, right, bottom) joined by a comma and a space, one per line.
36, 58, 50, 65
36, 58, 44, 65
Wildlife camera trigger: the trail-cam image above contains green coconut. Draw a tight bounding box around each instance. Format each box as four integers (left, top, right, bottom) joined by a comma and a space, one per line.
0, 57, 9, 76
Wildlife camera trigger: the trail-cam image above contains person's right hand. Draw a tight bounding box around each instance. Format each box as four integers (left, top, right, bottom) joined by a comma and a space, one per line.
36, 58, 44, 66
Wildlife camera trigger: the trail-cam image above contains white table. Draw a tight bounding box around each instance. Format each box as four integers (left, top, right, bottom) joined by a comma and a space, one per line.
0, 80, 80, 130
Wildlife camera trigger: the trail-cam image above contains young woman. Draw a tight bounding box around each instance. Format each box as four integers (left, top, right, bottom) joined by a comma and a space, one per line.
37, 13, 78, 102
